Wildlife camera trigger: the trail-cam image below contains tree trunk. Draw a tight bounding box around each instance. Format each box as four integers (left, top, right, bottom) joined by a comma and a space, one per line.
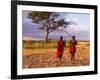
45, 19, 50, 43
45, 30, 49, 43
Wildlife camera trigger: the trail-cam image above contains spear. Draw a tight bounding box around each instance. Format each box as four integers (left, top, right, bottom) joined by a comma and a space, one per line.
64, 30, 72, 37
57, 29, 72, 37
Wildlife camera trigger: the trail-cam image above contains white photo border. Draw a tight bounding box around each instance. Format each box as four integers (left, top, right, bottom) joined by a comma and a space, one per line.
17, 5, 94, 75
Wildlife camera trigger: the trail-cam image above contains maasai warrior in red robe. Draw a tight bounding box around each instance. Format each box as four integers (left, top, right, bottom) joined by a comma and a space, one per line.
56, 36, 65, 62
69, 36, 77, 64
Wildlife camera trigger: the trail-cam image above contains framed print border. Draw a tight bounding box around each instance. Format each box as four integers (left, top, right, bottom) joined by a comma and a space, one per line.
11, 0, 98, 79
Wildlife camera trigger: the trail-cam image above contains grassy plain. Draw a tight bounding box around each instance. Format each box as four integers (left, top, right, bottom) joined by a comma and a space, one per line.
22, 40, 90, 68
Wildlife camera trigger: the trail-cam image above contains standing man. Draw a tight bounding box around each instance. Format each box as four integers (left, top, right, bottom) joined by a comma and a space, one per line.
55, 36, 65, 65
69, 36, 77, 65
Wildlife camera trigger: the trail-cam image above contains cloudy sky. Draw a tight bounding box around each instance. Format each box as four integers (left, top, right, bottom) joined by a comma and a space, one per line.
22, 10, 90, 41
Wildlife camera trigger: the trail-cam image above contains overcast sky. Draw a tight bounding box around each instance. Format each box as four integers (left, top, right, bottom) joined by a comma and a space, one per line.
22, 10, 90, 41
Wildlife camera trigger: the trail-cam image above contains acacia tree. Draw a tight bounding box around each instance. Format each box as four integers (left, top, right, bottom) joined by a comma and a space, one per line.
28, 12, 72, 43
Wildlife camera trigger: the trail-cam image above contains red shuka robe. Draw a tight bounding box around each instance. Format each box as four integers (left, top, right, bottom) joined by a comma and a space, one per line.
56, 40, 65, 58
69, 40, 77, 56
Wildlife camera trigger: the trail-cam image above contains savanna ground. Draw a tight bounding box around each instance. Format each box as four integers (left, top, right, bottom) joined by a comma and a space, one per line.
22, 40, 90, 68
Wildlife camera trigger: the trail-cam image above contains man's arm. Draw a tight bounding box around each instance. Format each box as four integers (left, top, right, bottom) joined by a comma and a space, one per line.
63, 41, 66, 47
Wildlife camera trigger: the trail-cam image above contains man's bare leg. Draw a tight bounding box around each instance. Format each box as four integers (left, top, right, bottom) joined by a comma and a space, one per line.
56, 58, 62, 67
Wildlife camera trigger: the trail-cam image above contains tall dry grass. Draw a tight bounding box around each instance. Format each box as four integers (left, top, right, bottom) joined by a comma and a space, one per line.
22, 41, 90, 68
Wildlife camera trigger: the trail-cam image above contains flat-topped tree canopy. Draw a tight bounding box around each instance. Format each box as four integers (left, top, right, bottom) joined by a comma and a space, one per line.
28, 11, 73, 43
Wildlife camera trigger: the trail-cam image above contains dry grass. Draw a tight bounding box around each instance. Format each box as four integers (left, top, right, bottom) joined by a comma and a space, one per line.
22, 41, 90, 68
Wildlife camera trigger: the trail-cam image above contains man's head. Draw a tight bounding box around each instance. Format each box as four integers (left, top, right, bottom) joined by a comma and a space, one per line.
72, 35, 75, 40
60, 36, 63, 40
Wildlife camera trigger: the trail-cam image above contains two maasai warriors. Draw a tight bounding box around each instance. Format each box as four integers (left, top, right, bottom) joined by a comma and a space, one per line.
55, 36, 77, 65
